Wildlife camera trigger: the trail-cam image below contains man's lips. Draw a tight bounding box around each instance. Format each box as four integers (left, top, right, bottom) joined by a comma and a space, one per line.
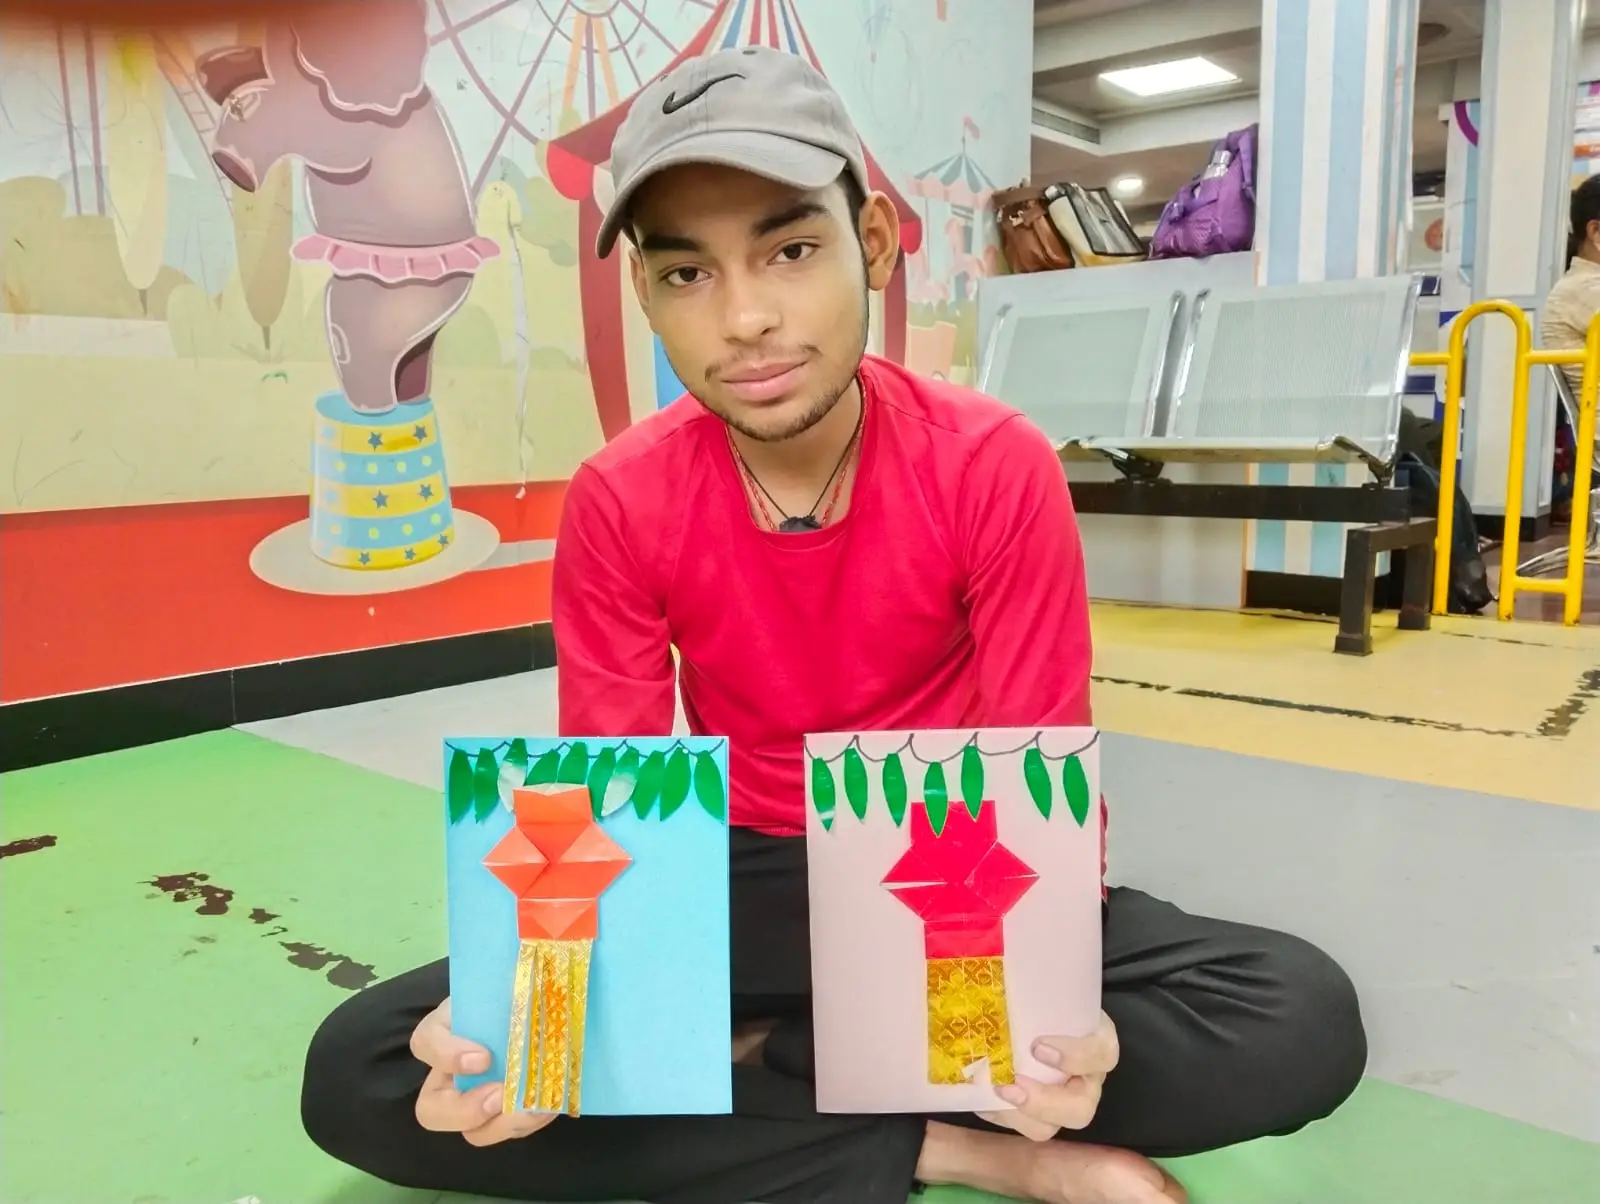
721, 361, 806, 404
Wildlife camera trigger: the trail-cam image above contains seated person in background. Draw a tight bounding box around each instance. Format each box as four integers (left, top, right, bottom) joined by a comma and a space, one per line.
298, 48, 1367, 1204
1540, 175, 1600, 514
1542, 174, 1600, 389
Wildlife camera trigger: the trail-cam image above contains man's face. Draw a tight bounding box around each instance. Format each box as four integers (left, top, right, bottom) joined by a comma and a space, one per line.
627, 164, 901, 442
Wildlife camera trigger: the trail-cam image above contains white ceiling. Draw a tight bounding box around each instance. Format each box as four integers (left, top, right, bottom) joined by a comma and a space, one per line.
1029, 0, 1598, 220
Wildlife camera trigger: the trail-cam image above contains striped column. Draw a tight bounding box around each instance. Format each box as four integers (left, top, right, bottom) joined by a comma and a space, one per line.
1250, 0, 1419, 579
1462, 0, 1583, 522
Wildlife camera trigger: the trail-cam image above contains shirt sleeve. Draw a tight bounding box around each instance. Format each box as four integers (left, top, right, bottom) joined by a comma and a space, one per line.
958, 414, 1094, 727
958, 414, 1105, 893
550, 463, 677, 737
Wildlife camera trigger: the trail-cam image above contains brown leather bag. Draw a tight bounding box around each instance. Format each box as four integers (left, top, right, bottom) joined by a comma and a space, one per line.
993, 184, 1074, 274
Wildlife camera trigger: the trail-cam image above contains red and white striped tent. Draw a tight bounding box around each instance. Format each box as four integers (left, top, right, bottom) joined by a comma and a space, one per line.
545, 0, 924, 442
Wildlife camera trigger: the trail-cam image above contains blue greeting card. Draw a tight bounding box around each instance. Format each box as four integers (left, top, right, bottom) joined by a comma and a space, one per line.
445, 736, 732, 1115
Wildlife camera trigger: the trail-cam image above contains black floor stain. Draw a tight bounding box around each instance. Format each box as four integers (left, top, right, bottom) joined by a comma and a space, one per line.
1258, 608, 1561, 648
1537, 667, 1600, 738
0, 834, 57, 858
147, 872, 234, 915
143, 871, 376, 991
1091, 674, 1532, 738
1437, 629, 1556, 649
281, 941, 378, 991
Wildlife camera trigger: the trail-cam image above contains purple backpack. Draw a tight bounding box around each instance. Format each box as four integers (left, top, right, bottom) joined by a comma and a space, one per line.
1150, 124, 1258, 260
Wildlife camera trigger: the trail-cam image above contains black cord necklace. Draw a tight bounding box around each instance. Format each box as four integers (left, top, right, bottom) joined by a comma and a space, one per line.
731, 401, 864, 533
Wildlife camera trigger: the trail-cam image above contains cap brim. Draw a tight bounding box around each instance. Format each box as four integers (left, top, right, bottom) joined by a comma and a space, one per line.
596, 130, 847, 258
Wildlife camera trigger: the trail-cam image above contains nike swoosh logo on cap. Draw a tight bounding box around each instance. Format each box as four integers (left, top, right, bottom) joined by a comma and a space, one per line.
661, 72, 743, 115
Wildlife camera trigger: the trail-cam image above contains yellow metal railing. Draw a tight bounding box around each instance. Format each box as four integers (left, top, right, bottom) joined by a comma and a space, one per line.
1409, 304, 1597, 626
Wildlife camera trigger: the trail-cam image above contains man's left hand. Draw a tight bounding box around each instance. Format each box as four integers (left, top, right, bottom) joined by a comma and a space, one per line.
980, 1010, 1119, 1142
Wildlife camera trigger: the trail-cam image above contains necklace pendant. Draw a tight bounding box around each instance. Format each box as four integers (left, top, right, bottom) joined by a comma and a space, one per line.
778, 515, 823, 533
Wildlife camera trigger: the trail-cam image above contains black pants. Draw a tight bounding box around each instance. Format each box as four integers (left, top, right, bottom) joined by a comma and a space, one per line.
302, 831, 1366, 1204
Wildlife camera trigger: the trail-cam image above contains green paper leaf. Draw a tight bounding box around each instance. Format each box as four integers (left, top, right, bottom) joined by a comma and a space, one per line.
557, 742, 589, 785
471, 748, 500, 821
923, 762, 949, 836
811, 757, 836, 827
882, 753, 908, 827
632, 750, 665, 818
499, 739, 531, 810
586, 746, 617, 818
603, 748, 640, 816
1023, 747, 1052, 819
496, 759, 525, 811
525, 748, 560, 785
843, 747, 869, 820
660, 748, 691, 818
446, 747, 473, 824
960, 744, 984, 819
1063, 754, 1091, 827
693, 751, 726, 821
504, 738, 530, 770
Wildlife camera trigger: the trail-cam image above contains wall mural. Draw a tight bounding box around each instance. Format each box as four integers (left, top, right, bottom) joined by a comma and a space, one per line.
0, 0, 1031, 697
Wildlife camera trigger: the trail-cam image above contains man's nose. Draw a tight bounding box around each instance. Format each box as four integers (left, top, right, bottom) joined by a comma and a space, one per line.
719, 272, 781, 345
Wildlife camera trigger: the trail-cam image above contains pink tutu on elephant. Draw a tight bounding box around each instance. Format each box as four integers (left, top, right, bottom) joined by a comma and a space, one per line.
292, 233, 501, 284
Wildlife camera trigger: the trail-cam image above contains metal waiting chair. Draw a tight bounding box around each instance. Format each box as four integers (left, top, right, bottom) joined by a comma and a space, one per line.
1518, 365, 1600, 577
977, 291, 1184, 453
1075, 275, 1423, 481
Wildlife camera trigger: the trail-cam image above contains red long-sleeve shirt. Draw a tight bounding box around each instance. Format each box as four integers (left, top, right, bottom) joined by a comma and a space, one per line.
552, 355, 1103, 860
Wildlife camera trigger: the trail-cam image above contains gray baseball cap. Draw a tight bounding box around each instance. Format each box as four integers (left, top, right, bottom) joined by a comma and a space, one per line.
595, 46, 869, 258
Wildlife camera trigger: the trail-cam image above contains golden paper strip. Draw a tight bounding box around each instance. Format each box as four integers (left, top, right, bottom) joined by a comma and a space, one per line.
926, 956, 1015, 1085
511, 939, 595, 1115
503, 940, 539, 1114
566, 939, 592, 1114
535, 941, 572, 1112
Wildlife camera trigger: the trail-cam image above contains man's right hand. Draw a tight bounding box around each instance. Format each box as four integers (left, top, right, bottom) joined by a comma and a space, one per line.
411, 998, 556, 1146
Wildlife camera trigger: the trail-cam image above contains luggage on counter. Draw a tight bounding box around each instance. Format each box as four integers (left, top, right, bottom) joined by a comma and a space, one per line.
1150, 124, 1259, 260
1042, 182, 1147, 268
993, 184, 1074, 274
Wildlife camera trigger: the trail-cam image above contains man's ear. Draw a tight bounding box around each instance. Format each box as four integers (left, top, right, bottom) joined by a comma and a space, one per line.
628, 247, 653, 323
860, 192, 902, 293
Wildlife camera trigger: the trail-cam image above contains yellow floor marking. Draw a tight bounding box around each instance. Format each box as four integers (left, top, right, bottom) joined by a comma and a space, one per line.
1089, 603, 1599, 811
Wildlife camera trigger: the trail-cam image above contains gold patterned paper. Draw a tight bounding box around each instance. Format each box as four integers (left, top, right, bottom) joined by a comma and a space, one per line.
507, 939, 595, 1115
926, 956, 1016, 1085
503, 940, 539, 1114
535, 941, 572, 1112
566, 939, 592, 1114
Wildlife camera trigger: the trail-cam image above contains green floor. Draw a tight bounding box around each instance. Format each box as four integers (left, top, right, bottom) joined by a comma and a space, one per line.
2, 730, 1595, 1204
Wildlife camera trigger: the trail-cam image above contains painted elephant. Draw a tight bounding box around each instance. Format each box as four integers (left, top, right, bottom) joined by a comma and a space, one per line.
197, 0, 497, 414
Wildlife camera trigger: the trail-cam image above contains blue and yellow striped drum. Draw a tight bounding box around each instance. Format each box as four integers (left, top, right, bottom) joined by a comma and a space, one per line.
310, 392, 456, 571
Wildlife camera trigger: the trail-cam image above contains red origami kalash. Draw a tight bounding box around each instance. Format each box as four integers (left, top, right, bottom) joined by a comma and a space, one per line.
483, 783, 631, 1115
882, 799, 1038, 1084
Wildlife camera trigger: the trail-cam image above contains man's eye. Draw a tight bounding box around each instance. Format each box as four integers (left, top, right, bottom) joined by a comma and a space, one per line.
776, 242, 816, 263
664, 266, 705, 287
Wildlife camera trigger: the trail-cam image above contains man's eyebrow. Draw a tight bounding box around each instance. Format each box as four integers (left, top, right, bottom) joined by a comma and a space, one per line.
638, 230, 704, 255
635, 201, 830, 253
752, 201, 830, 239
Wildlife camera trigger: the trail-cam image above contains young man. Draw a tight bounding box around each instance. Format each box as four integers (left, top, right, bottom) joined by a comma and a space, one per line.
301, 47, 1366, 1204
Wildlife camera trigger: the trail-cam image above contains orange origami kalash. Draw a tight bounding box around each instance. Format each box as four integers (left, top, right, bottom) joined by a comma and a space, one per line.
882, 800, 1038, 1085
483, 783, 632, 1115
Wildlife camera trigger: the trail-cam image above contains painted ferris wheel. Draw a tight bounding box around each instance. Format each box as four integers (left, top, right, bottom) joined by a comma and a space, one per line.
39, 2, 714, 216
427, 0, 716, 194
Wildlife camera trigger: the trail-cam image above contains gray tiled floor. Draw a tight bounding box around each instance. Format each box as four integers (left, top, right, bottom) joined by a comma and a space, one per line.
243, 669, 1600, 1143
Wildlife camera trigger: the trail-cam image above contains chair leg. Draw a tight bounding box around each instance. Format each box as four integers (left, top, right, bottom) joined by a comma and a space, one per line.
1399, 533, 1434, 632
1336, 526, 1377, 655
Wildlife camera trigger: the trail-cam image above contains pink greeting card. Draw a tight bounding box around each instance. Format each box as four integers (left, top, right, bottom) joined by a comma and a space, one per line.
805, 728, 1103, 1113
